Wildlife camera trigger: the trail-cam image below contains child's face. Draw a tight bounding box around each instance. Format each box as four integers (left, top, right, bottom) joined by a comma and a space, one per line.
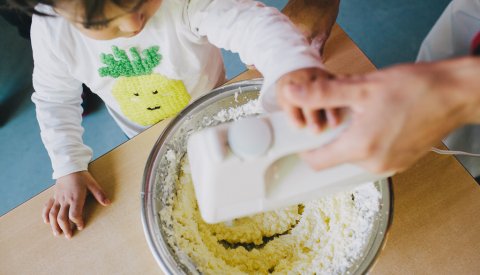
55, 0, 163, 40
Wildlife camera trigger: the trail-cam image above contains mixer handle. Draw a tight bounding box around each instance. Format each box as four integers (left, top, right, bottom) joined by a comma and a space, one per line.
264, 112, 349, 159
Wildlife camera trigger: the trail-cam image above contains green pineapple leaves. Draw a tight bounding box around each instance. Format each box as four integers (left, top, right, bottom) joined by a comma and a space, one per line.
99, 46, 162, 78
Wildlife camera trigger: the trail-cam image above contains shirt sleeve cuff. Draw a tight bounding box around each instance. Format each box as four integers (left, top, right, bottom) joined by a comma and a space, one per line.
52, 164, 89, 179
52, 158, 91, 179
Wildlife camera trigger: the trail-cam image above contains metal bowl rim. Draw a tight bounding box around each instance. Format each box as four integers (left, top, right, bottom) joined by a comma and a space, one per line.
140, 79, 393, 274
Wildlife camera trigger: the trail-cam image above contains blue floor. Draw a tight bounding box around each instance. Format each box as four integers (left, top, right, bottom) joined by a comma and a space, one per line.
0, 0, 451, 216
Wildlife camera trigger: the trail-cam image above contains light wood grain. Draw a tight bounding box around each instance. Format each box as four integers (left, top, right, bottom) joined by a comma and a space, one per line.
0, 119, 172, 275
2, 5, 479, 275
371, 150, 480, 274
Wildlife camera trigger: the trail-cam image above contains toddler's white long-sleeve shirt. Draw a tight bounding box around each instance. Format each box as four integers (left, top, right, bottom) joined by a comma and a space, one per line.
31, 0, 322, 179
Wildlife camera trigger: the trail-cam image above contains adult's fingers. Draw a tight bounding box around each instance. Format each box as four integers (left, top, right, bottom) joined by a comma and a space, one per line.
86, 179, 111, 206
285, 106, 306, 128
57, 204, 72, 239
325, 108, 341, 127
303, 108, 326, 132
48, 203, 61, 236
277, 82, 306, 128
43, 198, 54, 224
69, 198, 85, 231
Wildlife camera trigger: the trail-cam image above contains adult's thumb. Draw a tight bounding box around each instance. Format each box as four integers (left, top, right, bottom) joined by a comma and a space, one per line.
300, 132, 356, 171
285, 79, 361, 109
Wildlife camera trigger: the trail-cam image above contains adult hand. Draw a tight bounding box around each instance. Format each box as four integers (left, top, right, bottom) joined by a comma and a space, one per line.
277, 67, 342, 131
43, 171, 111, 239
283, 57, 480, 173
283, 0, 340, 57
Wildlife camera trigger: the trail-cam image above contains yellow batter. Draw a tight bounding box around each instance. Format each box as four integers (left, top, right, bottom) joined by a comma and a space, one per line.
161, 157, 381, 274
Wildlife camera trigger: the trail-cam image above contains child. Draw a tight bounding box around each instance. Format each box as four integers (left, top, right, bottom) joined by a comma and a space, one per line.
10, 0, 329, 238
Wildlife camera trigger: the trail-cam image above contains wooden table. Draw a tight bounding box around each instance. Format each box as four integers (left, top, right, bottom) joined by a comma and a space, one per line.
2, 12, 480, 275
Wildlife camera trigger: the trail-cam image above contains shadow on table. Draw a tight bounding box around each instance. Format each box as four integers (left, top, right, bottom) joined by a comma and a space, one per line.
0, 84, 32, 127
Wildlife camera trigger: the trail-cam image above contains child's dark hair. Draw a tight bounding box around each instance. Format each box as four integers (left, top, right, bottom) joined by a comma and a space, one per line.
6, 0, 146, 28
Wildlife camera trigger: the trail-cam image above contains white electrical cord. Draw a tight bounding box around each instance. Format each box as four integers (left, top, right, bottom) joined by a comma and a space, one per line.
431, 147, 480, 158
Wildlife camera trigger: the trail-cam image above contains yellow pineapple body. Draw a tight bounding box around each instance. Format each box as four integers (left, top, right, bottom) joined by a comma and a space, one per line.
112, 74, 190, 126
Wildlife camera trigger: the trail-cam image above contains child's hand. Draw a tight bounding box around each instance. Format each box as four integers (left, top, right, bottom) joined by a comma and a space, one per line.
42, 171, 110, 239
276, 67, 341, 131
283, 0, 340, 58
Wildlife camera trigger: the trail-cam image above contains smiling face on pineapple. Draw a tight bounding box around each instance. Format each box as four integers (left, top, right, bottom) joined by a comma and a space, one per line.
112, 74, 190, 126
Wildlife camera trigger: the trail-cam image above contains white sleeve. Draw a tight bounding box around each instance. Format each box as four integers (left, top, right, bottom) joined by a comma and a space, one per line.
31, 15, 93, 179
186, 0, 323, 111
417, 0, 480, 62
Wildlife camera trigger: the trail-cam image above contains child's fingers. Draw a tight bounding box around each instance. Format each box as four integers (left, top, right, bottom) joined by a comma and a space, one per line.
69, 199, 85, 231
57, 204, 72, 239
43, 198, 54, 224
48, 203, 62, 236
87, 180, 111, 206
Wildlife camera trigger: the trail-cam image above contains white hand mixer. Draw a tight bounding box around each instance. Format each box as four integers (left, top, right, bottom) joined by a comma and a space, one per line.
187, 111, 392, 224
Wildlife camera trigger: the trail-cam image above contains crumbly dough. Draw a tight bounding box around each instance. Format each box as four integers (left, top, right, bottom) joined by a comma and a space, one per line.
161, 158, 381, 274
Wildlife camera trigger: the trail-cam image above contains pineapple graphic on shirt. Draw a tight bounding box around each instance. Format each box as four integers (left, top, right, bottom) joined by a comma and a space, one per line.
99, 46, 190, 126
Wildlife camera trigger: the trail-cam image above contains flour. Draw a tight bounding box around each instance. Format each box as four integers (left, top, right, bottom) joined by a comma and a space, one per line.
211, 99, 262, 123
158, 99, 382, 274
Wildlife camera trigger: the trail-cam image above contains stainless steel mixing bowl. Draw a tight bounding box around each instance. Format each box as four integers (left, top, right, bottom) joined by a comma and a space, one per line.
141, 79, 392, 274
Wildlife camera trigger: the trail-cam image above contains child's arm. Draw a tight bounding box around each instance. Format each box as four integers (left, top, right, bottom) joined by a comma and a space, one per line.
186, 0, 337, 127
31, 14, 109, 238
